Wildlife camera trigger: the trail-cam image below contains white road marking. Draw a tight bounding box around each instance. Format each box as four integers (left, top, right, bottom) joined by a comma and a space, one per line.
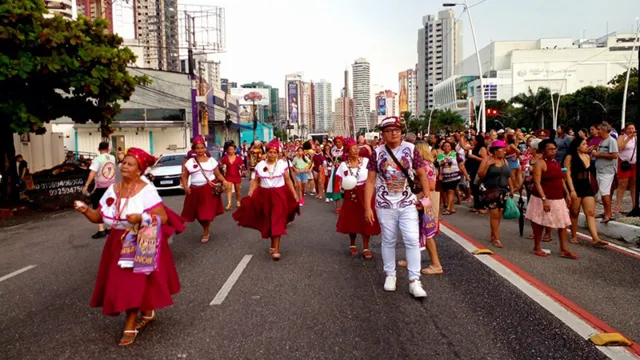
576, 231, 640, 256
440, 225, 638, 360
0, 265, 37, 283
210, 255, 253, 306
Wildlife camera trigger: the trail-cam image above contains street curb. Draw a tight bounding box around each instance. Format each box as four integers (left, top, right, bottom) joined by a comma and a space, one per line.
577, 213, 640, 244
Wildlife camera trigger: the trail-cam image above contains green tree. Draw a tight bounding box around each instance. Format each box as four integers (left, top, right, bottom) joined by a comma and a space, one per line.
608, 68, 638, 126
559, 86, 610, 129
430, 108, 465, 133
0, 0, 148, 204
510, 87, 554, 130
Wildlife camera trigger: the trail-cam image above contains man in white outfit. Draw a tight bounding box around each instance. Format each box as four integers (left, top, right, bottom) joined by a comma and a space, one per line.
364, 116, 430, 298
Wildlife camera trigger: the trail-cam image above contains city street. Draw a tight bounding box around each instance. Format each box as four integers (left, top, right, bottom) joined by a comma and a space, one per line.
1, 185, 639, 360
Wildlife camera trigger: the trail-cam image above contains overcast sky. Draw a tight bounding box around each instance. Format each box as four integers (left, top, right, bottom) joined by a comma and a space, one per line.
121, 0, 639, 102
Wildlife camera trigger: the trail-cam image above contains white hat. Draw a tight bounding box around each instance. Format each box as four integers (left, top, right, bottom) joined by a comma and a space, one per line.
497, 129, 505, 134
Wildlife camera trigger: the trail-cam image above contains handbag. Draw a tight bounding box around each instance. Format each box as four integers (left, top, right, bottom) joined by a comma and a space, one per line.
385, 144, 422, 195
620, 136, 636, 172
193, 157, 224, 196
479, 160, 506, 204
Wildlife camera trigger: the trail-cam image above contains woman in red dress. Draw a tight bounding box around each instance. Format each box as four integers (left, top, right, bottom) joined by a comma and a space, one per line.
221, 143, 245, 210
74, 148, 183, 346
181, 136, 229, 243
335, 138, 381, 259
233, 139, 300, 260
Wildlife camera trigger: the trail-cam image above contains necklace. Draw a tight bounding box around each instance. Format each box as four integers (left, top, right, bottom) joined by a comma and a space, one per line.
346, 157, 362, 201
114, 181, 139, 230
266, 161, 277, 177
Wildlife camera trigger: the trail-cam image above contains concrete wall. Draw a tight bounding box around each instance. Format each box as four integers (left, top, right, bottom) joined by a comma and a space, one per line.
13, 123, 65, 172
75, 126, 190, 156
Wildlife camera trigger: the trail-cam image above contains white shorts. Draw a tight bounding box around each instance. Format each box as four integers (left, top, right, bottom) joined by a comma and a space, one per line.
596, 173, 615, 195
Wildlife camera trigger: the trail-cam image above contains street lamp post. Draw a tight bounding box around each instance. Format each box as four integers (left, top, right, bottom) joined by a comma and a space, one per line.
621, 19, 639, 128
444, 1, 486, 133
592, 100, 607, 113
427, 103, 441, 135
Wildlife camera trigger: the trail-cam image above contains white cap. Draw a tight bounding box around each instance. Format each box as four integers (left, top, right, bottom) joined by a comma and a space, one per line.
497, 129, 505, 134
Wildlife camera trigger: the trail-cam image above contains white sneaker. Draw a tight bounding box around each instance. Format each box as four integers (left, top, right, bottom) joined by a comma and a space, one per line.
409, 280, 427, 298
325, 198, 330, 203
384, 276, 397, 291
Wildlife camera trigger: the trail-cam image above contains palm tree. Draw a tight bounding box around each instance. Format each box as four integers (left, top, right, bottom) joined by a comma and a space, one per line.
510, 87, 553, 130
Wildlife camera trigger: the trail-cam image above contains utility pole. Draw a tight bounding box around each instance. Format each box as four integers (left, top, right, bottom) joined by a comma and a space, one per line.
186, 12, 199, 137
629, 46, 640, 217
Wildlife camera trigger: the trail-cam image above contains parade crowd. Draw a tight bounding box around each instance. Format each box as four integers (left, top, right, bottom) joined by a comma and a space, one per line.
73, 116, 635, 347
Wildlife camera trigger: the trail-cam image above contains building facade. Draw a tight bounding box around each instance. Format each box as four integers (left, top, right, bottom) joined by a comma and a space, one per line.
408, 66, 418, 115
333, 97, 354, 137
417, 10, 462, 114
352, 58, 371, 130
135, 0, 180, 71
375, 90, 397, 124
313, 80, 333, 132
45, 0, 75, 19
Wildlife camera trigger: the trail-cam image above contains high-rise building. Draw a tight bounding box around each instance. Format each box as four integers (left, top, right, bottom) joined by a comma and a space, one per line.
352, 58, 371, 131
301, 81, 312, 135
278, 97, 286, 122
417, 10, 462, 114
45, 0, 75, 19
136, 0, 180, 71
193, 54, 221, 90
314, 80, 333, 132
408, 66, 418, 115
375, 90, 397, 124
76, 0, 112, 31
398, 71, 409, 116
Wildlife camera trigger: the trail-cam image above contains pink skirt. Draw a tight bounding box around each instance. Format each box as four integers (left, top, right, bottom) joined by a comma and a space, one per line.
525, 196, 571, 229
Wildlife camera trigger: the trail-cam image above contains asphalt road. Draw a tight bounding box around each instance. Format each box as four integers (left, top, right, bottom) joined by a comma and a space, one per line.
0, 183, 632, 360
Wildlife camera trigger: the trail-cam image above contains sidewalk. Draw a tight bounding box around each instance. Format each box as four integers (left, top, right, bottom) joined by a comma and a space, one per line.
440, 206, 640, 344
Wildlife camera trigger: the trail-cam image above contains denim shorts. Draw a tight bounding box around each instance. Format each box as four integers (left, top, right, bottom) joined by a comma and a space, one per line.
295, 172, 308, 183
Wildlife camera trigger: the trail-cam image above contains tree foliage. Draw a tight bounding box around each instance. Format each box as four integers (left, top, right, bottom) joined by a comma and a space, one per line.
0, 0, 149, 136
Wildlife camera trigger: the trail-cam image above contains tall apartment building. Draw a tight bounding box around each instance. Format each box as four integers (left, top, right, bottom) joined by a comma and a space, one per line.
408, 66, 418, 115
136, 0, 180, 71
313, 80, 333, 132
351, 58, 371, 131
333, 97, 354, 137
278, 98, 286, 122
76, 0, 112, 31
45, 0, 75, 19
417, 10, 462, 114
301, 82, 313, 133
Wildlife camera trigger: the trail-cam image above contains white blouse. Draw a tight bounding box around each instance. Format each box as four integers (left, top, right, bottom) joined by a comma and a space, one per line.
254, 159, 289, 188
99, 184, 163, 230
336, 158, 369, 186
185, 157, 218, 186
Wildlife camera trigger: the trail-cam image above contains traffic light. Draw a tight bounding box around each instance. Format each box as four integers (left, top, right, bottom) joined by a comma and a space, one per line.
486, 108, 498, 117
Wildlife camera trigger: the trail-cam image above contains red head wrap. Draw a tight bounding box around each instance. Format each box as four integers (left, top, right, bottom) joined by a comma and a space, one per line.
126, 147, 156, 173
266, 139, 281, 152
343, 137, 357, 151
334, 136, 345, 144
192, 135, 206, 145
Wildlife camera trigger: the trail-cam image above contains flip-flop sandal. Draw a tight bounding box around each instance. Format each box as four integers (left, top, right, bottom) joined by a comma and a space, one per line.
421, 266, 444, 275
592, 240, 608, 248
533, 250, 548, 258
526, 233, 534, 239
363, 249, 373, 259
201, 235, 210, 244
349, 246, 358, 256
542, 235, 552, 242
397, 260, 408, 267
268, 248, 275, 254
469, 208, 478, 213
560, 251, 578, 259
600, 217, 612, 224
442, 210, 453, 215
272, 253, 281, 261
492, 239, 503, 248
569, 238, 579, 244
119, 329, 139, 347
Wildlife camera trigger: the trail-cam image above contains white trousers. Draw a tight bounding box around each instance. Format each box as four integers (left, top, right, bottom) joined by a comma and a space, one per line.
377, 206, 421, 281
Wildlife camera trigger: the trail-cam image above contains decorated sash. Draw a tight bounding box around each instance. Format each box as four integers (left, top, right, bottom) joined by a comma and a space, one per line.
419, 197, 439, 250
133, 213, 161, 275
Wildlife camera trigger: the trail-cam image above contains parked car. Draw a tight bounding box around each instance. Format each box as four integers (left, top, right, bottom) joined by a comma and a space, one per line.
147, 153, 187, 191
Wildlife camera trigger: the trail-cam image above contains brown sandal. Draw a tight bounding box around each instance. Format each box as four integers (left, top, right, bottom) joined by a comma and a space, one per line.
421, 266, 444, 275
135, 311, 155, 330
118, 329, 138, 347
349, 246, 358, 256
363, 249, 373, 259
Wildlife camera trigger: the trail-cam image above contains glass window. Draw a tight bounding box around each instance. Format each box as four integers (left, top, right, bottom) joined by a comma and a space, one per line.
154, 154, 186, 167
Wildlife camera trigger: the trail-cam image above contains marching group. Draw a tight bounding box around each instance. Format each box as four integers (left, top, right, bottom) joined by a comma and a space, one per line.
72, 115, 635, 346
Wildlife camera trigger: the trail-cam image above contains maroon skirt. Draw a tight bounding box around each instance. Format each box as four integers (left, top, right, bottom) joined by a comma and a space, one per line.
164, 205, 186, 234
232, 186, 300, 239
90, 226, 181, 316
336, 185, 381, 236
181, 183, 223, 222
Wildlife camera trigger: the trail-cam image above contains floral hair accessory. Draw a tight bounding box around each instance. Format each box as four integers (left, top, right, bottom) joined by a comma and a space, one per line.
106, 197, 115, 207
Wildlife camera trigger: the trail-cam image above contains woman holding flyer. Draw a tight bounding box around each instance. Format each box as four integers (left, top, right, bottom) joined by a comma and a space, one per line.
74, 148, 182, 347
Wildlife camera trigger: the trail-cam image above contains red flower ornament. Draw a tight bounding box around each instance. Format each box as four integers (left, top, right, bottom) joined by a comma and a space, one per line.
344, 170, 349, 176
263, 166, 268, 172
193, 164, 198, 169
105, 197, 115, 207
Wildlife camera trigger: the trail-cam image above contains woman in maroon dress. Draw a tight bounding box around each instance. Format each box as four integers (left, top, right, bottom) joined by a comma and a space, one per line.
74, 148, 183, 346
181, 136, 229, 243
357, 134, 372, 158
221, 143, 245, 210
233, 139, 300, 260
335, 138, 381, 259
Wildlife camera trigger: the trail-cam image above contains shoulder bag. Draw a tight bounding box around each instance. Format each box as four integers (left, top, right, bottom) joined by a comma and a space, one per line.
385, 144, 422, 195
479, 160, 506, 204
620, 136, 636, 172
193, 157, 224, 196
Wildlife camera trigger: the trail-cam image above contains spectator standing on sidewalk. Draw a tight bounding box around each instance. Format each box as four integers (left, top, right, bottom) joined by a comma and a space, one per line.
615, 123, 637, 212
593, 123, 619, 224
554, 125, 573, 164
83, 142, 116, 239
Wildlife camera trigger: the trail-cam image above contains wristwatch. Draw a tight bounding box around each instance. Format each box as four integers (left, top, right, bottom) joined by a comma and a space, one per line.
541, 196, 547, 201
